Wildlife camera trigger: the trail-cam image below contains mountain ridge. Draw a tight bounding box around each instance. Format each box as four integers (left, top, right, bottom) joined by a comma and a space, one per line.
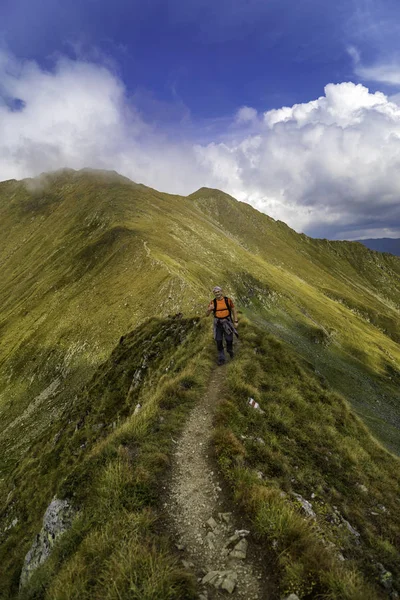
0, 168, 400, 598
1, 169, 400, 465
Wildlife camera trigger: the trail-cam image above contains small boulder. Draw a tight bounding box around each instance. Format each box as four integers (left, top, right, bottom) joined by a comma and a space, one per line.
229, 538, 248, 559
20, 498, 74, 588
202, 570, 237, 594
293, 493, 316, 519
356, 483, 368, 493
218, 512, 232, 524
206, 517, 218, 531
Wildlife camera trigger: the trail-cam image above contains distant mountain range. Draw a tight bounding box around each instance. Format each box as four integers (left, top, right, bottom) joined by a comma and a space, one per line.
356, 237, 400, 256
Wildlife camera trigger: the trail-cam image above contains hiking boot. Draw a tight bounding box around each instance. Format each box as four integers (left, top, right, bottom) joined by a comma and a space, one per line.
228, 351, 234, 359
217, 357, 225, 366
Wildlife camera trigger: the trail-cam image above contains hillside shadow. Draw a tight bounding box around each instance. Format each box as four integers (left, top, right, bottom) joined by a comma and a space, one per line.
250, 309, 400, 456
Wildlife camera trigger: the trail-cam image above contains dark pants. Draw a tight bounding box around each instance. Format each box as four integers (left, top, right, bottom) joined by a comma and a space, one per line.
215, 321, 233, 362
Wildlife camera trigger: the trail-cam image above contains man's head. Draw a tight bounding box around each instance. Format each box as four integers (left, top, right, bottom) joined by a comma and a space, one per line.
213, 286, 223, 299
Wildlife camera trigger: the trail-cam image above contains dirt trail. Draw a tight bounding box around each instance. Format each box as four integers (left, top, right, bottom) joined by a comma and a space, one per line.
167, 365, 270, 599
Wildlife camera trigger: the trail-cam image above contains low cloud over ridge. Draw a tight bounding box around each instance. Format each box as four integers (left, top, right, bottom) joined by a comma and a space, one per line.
1, 50, 400, 239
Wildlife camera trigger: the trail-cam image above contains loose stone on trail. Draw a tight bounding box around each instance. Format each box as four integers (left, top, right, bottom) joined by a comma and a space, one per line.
206, 517, 218, 530
229, 538, 248, 559
218, 512, 232, 524
202, 570, 238, 593
167, 368, 263, 598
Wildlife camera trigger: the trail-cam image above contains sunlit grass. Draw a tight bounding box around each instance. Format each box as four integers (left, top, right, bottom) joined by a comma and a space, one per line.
214, 318, 400, 599
2, 316, 213, 599
2, 171, 400, 598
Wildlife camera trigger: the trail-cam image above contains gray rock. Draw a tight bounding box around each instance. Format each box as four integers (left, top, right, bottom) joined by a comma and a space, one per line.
20, 498, 74, 588
206, 517, 218, 530
129, 369, 142, 391
229, 538, 248, 559
206, 531, 215, 550
356, 483, 368, 493
221, 572, 237, 594
202, 570, 237, 594
224, 528, 250, 549
342, 518, 360, 539
4, 517, 18, 532
218, 512, 232, 524
234, 529, 250, 537
282, 595, 300, 600
181, 559, 194, 569
224, 533, 241, 548
202, 571, 221, 586
293, 493, 316, 519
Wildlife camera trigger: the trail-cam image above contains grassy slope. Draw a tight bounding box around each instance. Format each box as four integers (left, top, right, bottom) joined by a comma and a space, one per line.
1, 316, 214, 599
1, 169, 399, 461
189, 188, 400, 452
214, 318, 400, 599
2, 316, 399, 599
0, 170, 400, 598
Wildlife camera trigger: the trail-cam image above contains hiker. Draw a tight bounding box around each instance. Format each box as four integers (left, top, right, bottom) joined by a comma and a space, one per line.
206, 286, 238, 365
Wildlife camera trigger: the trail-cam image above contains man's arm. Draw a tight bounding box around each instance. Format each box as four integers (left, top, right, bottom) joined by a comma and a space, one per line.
206, 301, 214, 317
230, 300, 238, 324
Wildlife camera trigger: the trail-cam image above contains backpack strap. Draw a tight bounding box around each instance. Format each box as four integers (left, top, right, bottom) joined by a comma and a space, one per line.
224, 297, 232, 318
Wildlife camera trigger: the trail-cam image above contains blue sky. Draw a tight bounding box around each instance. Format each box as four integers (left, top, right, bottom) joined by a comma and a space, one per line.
1, 0, 400, 239
0, 0, 365, 120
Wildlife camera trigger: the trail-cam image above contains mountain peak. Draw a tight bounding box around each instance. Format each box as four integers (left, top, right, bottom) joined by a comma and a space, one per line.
21, 168, 138, 190
187, 186, 238, 202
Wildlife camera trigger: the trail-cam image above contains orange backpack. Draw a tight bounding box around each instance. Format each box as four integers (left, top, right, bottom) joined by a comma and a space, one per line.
213, 297, 232, 319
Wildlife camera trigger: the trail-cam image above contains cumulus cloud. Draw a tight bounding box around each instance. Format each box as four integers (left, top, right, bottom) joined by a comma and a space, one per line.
0, 50, 209, 192
197, 82, 400, 238
2, 50, 400, 239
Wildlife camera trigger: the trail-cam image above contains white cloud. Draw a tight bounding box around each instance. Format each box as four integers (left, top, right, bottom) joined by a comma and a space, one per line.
2, 51, 400, 239
197, 82, 400, 238
356, 62, 400, 86
0, 50, 211, 192
348, 44, 400, 87
235, 106, 258, 124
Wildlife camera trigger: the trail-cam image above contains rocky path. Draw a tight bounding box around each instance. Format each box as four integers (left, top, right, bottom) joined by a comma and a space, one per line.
166, 366, 269, 599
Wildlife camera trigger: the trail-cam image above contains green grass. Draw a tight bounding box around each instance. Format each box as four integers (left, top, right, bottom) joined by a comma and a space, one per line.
1, 169, 400, 471
213, 317, 400, 599
0, 316, 214, 599
1, 169, 400, 598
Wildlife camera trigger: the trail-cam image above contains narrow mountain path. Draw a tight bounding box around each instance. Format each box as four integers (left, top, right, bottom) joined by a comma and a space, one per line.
166, 365, 270, 599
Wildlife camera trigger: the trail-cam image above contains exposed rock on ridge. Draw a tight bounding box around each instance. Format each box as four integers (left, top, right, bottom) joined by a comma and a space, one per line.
20, 498, 74, 588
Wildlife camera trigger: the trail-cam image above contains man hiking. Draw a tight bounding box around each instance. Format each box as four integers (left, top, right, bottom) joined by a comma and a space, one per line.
206, 286, 238, 365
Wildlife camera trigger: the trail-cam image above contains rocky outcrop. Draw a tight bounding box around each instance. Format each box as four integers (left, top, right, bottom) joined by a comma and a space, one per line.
20, 498, 74, 588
